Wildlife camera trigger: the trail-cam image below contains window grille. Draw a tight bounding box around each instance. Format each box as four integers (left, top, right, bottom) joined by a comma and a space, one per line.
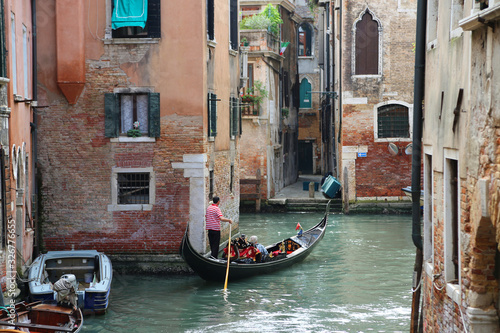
377, 104, 409, 138
117, 173, 150, 204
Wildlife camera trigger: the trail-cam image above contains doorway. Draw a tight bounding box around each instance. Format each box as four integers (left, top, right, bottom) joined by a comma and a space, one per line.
298, 141, 313, 174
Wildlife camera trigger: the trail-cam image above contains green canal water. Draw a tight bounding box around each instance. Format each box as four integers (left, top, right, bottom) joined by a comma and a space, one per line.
83, 212, 414, 332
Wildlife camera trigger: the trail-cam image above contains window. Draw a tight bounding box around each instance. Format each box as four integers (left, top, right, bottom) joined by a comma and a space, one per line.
355, 10, 379, 75
104, 91, 160, 138
22, 25, 28, 98
298, 24, 312, 56
283, 71, 290, 107
0, 1, 6, 78
230, 165, 234, 193
450, 0, 464, 33
208, 93, 217, 137
230, 0, 238, 50
10, 13, 17, 95
230, 97, 239, 137
299, 78, 312, 109
207, 0, 214, 40
377, 104, 409, 138
444, 156, 459, 284
247, 64, 254, 92
111, 0, 161, 38
109, 167, 155, 211
423, 152, 433, 261
209, 170, 214, 200
427, 0, 439, 44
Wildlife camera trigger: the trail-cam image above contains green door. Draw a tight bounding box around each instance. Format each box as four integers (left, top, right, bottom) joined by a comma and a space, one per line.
299, 79, 312, 109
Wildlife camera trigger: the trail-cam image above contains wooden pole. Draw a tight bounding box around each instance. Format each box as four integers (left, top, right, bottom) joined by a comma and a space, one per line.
223, 223, 232, 290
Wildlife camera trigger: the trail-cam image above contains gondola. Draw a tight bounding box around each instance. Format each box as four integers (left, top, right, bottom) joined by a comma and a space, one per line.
180, 201, 329, 281
0, 301, 83, 332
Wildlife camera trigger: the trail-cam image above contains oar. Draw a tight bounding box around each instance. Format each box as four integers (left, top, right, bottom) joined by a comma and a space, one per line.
223, 223, 232, 290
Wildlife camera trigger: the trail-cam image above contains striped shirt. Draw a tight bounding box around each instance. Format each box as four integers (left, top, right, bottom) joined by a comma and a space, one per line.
206, 204, 223, 231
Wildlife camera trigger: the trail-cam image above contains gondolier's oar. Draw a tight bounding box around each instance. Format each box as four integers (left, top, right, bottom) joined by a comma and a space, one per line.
223, 223, 232, 290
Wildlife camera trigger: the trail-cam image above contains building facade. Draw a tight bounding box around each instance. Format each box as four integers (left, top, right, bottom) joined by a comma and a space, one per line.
239, 0, 300, 201
338, 0, 417, 202
35, 0, 240, 270
0, 0, 35, 294
421, 1, 500, 331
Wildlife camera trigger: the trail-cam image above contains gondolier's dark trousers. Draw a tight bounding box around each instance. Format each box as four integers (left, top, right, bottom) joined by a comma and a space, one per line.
208, 229, 221, 258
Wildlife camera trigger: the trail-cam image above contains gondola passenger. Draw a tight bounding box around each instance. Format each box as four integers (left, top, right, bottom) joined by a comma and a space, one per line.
249, 235, 268, 262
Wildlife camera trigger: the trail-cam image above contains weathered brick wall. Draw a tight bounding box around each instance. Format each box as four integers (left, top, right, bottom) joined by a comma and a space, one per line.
37, 55, 206, 255
342, 0, 416, 199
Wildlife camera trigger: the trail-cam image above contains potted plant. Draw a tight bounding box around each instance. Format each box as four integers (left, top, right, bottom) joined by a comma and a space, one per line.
127, 121, 141, 137
241, 37, 249, 46
241, 80, 268, 107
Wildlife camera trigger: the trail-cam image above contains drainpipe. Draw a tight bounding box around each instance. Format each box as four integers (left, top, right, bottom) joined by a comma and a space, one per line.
31, 0, 39, 257
410, 0, 427, 332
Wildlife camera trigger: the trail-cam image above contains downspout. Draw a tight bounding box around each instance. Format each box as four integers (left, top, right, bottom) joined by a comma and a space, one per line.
31, 0, 39, 257
410, 0, 426, 332
412, 0, 426, 251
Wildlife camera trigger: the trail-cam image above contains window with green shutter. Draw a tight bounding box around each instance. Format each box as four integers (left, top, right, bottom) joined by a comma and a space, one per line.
105, 92, 160, 138
230, 97, 239, 138
208, 93, 217, 137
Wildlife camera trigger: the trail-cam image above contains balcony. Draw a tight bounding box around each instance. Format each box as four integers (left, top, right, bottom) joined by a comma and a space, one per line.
241, 99, 258, 117
240, 30, 280, 55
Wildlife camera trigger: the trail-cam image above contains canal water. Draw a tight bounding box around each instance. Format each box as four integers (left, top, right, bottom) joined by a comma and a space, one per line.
83, 212, 414, 332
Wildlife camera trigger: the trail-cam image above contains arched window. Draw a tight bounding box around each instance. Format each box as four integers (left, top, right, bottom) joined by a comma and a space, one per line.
299, 78, 312, 109
298, 24, 312, 56
377, 104, 409, 138
355, 11, 379, 75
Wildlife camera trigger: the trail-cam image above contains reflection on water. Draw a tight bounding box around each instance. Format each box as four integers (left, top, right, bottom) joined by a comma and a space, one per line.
83, 213, 414, 332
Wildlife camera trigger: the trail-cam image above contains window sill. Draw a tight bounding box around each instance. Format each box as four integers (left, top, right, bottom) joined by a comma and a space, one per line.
298, 56, 314, 59
374, 137, 412, 143
107, 204, 153, 212
104, 38, 160, 45
110, 137, 156, 143
446, 282, 461, 304
229, 49, 238, 57
459, 4, 500, 31
207, 39, 217, 48
352, 74, 382, 79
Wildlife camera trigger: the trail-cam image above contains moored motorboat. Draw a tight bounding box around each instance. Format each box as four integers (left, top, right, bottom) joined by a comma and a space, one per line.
180, 202, 329, 281
0, 301, 83, 332
28, 250, 112, 314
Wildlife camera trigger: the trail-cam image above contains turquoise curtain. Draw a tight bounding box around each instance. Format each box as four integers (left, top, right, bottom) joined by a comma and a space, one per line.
112, 0, 148, 30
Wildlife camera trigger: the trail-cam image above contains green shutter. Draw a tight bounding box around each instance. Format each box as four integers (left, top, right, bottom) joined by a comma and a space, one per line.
104, 93, 119, 137
148, 92, 161, 137
209, 93, 217, 137
231, 97, 238, 136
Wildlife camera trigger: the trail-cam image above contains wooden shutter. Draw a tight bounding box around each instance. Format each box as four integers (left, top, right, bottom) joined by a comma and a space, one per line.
148, 92, 160, 137
355, 12, 379, 75
104, 93, 119, 137
230, 0, 238, 50
208, 93, 217, 137
147, 0, 161, 38
231, 97, 238, 137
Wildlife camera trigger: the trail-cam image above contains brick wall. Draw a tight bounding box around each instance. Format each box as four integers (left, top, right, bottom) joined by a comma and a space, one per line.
342, 0, 416, 199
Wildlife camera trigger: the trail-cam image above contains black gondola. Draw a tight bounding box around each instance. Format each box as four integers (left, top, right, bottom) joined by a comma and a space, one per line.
180, 202, 329, 281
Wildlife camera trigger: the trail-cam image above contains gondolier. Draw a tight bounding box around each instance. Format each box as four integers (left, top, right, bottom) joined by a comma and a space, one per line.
206, 196, 233, 259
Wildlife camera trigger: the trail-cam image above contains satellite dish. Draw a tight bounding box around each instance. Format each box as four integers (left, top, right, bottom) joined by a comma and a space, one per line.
405, 143, 413, 155
388, 143, 399, 156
